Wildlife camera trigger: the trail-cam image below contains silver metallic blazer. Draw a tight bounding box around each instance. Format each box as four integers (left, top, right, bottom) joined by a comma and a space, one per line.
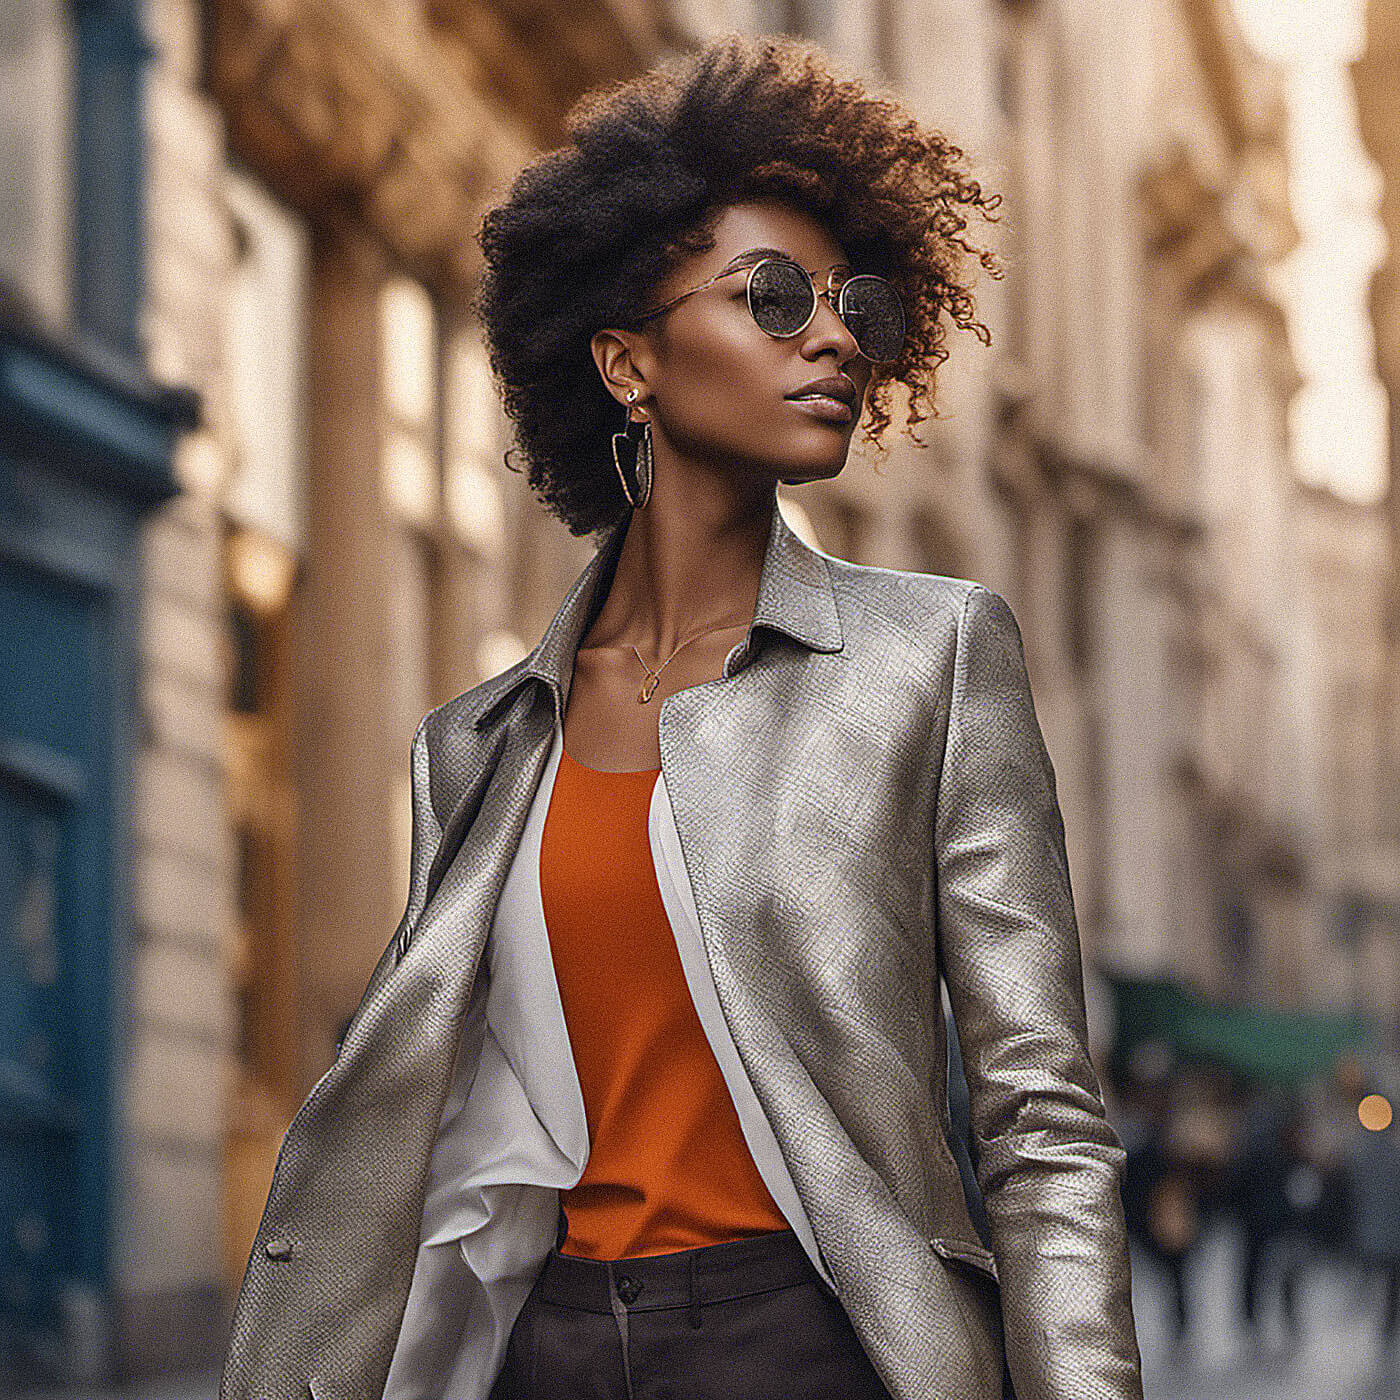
220, 495, 1144, 1400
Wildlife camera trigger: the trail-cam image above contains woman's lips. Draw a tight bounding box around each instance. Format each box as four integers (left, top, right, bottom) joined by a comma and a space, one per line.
785, 394, 854, 423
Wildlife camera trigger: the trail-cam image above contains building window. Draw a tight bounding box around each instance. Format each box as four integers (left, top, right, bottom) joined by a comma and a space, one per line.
1219, 889, 1253, 993
223, 170, 308, 552
443, 325, 506, 561
995, 39, 1018, 122
819, 497, 864, 563
753, 0, 832, 41
379, 275, 441, 531
873, 0, 899, 79
221, 523, 299, 1103
378, 273, 445, 910
1065, 514, 1094, 675
911, 504, 963, 579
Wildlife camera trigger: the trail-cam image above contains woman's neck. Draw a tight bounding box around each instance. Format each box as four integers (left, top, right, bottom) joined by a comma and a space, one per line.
588, 484, 772, 657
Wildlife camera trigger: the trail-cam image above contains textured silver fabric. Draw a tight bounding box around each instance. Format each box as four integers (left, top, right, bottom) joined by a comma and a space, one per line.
219, 495, 1144, 1400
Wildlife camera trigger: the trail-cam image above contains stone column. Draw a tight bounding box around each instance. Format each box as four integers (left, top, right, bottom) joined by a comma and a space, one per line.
293, 225, 397, 1091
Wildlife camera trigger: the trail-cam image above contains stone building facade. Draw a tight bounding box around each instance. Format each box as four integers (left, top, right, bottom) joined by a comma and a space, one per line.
1353, 0, 1400, 1021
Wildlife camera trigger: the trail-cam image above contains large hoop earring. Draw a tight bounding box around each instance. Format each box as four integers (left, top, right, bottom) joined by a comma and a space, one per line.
612, 394, 653, 509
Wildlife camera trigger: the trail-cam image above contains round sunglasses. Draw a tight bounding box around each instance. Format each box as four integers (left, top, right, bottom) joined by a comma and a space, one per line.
633, 256, 906, 364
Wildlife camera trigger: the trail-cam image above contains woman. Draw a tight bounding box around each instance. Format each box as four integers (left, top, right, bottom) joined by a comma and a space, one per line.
219, 34, 1144, 1400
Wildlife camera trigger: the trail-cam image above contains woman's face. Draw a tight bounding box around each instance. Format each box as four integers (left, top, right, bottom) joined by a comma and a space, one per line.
609, 198, 876, 490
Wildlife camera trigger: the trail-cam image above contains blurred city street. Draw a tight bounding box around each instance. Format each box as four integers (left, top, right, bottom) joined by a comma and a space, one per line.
1134, 1225, 1400, 1399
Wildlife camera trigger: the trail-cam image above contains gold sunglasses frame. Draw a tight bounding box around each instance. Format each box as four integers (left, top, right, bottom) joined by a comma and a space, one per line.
633, 256, 905, 363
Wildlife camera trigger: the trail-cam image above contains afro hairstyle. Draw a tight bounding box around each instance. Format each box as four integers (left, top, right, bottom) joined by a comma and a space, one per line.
473, 32, 1002, 537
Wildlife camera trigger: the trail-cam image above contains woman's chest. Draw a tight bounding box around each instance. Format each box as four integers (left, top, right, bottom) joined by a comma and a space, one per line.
443, 636, 951, 1044
561, 631, 743, 771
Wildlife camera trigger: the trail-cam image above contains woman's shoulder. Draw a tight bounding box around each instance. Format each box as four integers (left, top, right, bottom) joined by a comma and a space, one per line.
419, 655, 536, 754
820, 554, 1011, 652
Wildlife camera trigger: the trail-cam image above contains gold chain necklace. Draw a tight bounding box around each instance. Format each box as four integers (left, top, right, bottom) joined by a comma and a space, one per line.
630, 620, 749, 703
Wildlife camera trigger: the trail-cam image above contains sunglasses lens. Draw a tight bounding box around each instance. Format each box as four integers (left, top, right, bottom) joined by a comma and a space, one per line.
748, 259, 816, 337
747, 261, 906, 361
838, 275, 906, 363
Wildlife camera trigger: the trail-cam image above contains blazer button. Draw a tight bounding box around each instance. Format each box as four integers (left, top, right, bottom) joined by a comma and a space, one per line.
264, 1236, 294, 1261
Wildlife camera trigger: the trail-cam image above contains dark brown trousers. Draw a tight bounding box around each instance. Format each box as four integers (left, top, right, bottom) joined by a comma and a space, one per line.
486, 1227, 895, 1400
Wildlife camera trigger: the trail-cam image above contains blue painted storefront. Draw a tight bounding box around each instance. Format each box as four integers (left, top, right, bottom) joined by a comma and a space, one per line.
0, 315, 196, 1382
1, 0, 196, 1379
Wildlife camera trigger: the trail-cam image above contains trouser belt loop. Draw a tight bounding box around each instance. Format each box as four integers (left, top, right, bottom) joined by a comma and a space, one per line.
687, 1250, 702, 1329
605, 1261, 636, 1400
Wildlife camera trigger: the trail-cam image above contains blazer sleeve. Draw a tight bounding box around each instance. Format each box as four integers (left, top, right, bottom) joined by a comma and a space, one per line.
934, 584, 1144, 1400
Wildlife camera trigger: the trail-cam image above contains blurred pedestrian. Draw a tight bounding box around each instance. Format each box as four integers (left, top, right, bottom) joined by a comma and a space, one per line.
1225, 1087, 1302, 1338
1343, 1083, 1400, 1348
1119, 1058, 1200, 1344
1272, 1075, 1353, 1333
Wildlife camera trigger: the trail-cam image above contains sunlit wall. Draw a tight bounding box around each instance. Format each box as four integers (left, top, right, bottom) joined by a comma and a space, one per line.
1233, 0, 1390, 503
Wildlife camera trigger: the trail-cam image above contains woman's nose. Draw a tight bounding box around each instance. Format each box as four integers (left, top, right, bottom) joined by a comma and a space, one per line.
803, 291, 861, 361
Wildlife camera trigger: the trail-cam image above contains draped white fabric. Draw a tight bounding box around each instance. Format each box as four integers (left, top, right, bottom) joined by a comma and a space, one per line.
382, 718, 830, 1400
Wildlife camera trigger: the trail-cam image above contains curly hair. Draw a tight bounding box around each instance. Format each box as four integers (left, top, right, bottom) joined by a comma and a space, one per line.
473, 32, 1002, 538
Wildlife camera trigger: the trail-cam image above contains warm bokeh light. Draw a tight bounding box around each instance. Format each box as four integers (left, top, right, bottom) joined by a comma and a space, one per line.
775, 490, 819, 552
227, 527, 297, 616
1358, 1092, 1394, 1131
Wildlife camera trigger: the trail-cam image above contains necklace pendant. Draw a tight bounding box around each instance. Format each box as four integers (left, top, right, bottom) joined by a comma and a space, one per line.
638, 674, 659, 703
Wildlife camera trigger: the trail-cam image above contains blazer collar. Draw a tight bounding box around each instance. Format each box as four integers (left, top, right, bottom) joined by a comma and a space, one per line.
470, 494, 843, 731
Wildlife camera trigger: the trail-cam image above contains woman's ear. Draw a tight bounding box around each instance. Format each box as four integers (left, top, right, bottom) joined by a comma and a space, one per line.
591, 327, 652, 408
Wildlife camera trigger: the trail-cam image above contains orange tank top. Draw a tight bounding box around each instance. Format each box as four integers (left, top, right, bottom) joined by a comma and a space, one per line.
537, 742, 791, 1260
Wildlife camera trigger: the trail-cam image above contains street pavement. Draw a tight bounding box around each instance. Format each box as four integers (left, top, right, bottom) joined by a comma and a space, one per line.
15, 1222, 1400, 1398
1134, 1223, 1400, 1399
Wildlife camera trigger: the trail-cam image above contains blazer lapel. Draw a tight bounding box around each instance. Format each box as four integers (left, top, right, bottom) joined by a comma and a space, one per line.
411, 510, 633, 963
648, 502, 859, 1283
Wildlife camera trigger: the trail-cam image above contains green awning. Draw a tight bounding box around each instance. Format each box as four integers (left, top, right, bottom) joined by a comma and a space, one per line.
1105, 974, 1374, 1084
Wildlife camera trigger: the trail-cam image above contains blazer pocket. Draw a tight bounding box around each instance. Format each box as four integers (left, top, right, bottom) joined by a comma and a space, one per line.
928, 1235, 1007, 1394
929, 1235, 1000, 1283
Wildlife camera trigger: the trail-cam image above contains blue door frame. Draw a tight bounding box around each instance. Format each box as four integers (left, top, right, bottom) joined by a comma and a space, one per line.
0, 318, 193, 1380
1, 0, 197, 1379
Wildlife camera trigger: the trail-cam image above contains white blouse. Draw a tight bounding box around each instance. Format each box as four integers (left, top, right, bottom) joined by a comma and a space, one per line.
381, 716, 832, 1400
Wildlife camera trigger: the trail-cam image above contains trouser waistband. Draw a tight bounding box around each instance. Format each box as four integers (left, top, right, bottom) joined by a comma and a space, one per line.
532, 1228, 822, 1315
